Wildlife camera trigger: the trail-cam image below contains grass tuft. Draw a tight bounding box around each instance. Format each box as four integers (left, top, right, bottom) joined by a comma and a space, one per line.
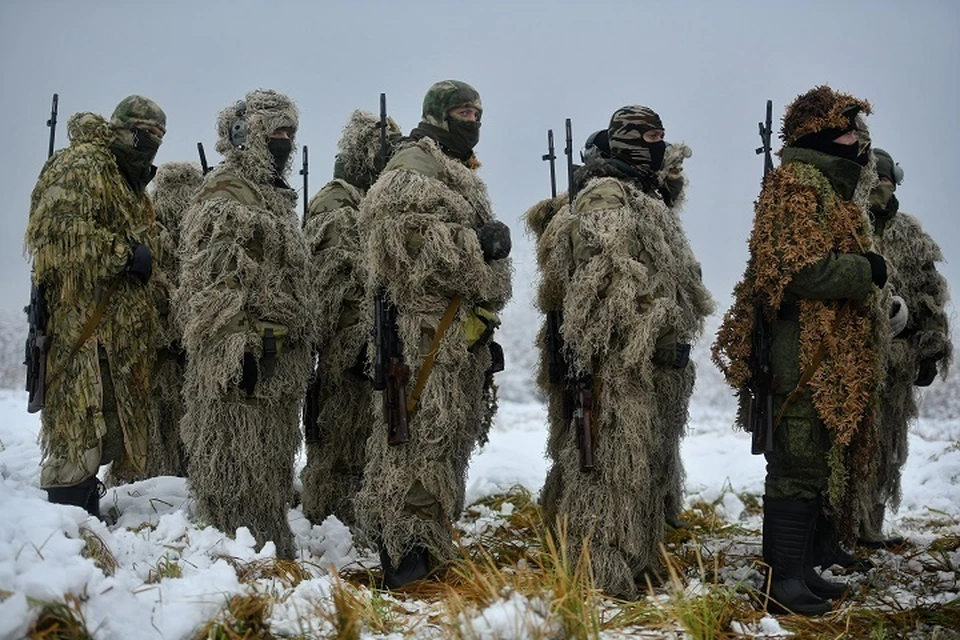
222, 557, 312, 588
192, 592, 275, 640
27, 593, 93, 640
79, 527, 117, 577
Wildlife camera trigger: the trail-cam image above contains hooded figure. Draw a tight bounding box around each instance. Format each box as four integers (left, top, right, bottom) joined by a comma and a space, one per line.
176, 89, 315, 560
529, 105, 713, 599
25, 95, 165, 517
144, 161, 203, 479
300, 110, 402, 529
713, 86, 886, 616
856, 148, 952, 547
355, 80, 512, 588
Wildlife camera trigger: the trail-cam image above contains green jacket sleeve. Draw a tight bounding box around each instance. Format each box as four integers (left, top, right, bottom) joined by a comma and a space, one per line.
786, 252, 874, 302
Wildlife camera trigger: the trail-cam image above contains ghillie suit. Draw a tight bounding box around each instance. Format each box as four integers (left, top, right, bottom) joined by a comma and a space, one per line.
300, 110, 401, 529
856, 149, 953, 546
176, 90, 315, 560
25, 98, 165, 518
144, 161, 202, 478
355, 80, 512, 586
712, 86, 884, 615
532, 106, 713, 599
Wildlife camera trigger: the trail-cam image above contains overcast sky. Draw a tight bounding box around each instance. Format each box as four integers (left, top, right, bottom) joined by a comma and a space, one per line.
2, 0, 957, 325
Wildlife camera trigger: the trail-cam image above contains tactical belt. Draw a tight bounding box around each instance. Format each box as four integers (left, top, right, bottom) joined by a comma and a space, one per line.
406, 295, 462, 415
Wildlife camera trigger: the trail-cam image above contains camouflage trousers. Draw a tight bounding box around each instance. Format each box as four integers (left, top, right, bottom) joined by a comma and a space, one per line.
763, 392, 831, 502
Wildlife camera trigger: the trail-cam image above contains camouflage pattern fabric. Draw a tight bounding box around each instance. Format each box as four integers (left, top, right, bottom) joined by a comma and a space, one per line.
111, 95, 167, 134
25, 112, 159, 488
607, 105, 663, 167
176, 90, 314, 560
422, 80, 482, 131
780, 85, 871, 147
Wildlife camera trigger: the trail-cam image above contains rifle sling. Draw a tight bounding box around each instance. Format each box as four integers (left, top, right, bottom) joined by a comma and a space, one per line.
406, 295, 463, 415
775, 300, 850, 425
46, 276, 123, 395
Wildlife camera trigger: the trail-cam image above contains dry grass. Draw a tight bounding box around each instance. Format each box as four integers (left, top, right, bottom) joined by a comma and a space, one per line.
27, 594, 93, 640
78, 527, 117, 577
316, 573, 402, 639
192, 592, 275, 640
221, 556, 313, 589
146, 554, 183, 583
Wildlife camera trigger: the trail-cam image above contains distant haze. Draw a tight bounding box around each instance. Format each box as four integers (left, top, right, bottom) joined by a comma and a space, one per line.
2, 1, 957, 332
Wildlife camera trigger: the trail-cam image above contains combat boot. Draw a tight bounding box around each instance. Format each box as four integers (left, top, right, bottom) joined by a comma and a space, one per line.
813, 509, 874, 572
858, 504, 905, 548
47, 475, 101, 519
380, 544, 431, 590
762, 497, 832, 616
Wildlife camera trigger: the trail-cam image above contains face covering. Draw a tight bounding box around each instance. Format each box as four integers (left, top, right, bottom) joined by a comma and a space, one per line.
268, 137, 293, 176
111, 128, 161, 192
446, 117, 481, 155
870, 183, 899, 217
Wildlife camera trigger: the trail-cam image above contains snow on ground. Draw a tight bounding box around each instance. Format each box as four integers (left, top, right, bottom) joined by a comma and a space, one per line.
1, 384, 958, 639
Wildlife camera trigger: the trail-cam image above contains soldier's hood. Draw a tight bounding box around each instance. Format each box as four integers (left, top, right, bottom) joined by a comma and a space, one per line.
154, 161, 203, 193
66, 112, 114, 147
333, 110, 401, 191
214, 89, 299, 187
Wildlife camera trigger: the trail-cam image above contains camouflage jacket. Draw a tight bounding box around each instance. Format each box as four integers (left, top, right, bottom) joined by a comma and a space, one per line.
25, 112, 159, 484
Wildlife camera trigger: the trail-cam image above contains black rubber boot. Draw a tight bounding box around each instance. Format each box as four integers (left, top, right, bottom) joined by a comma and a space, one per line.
762, 497, 832, 616
380, 545, 431, 590
47, 475, 100, 518
858, 503, 905, 548
813, 509, 874, 572
804, 510, 849, 600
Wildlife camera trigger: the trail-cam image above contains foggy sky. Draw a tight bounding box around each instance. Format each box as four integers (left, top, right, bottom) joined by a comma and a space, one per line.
2, 0, 957, 326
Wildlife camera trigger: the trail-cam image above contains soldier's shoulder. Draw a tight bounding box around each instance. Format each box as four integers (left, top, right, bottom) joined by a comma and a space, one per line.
383, 143, 440, 179
307, 179, 361, 219
574, 177, 628, 214
194, 167, 263, 207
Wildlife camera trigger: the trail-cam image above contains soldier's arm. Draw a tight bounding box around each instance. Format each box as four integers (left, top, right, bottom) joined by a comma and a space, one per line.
786, 253, 875, 302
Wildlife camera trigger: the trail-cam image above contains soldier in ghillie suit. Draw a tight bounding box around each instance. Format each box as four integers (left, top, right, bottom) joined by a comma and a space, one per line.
531, 106, 713, 599
300, 110, 402, 529
856, 148, 952, 547
712, 86, 887, 616
25, 95, 165, 517
145, 161, 203, 479
356, 80, 512, 588
176, 90, 315, 560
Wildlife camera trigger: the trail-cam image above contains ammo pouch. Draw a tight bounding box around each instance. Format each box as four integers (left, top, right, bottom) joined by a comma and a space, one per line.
464, 304, 500, 353
255, 320, 288, 379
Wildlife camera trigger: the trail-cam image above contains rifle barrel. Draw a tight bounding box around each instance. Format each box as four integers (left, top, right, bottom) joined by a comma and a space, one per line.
564, 119, 575, 203
46, 93, 59, 159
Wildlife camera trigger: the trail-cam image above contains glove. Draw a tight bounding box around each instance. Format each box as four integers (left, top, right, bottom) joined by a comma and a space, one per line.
862, 252, 887, 288
653, 341, 691, 369
888, 295, 908, 338
487, 340, 505, 375
915, 359, 938, 387
477, 220, 512, 261
128, 243, 153, 284
238, 352, 258, 395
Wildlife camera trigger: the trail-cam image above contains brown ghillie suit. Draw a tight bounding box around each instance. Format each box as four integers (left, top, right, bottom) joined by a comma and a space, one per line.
355, 136, 512, 569
300, 110, 400, 528
531, 142, 714, 599
176, 90, 314, 559
145, 161, 202, 478
859, 211, 952, 541
25, 113, 159, 489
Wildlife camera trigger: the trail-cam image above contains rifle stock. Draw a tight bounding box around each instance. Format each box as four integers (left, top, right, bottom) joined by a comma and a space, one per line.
303, 354, 322, 444
373, 290, 410, 445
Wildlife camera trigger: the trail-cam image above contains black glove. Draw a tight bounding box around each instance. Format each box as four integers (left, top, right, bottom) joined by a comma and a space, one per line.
915, 358, 938, 387
477, 220, 512, 261
487, 340, 505, 375
128, 243, 153, 284
239, 352, 258, 395
862, 252, 887, 288
653, 342, 691, 369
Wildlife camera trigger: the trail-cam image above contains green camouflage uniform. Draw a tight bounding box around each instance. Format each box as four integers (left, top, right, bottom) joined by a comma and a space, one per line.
300, 110, 401, 528
176, 90, 315, 559
356, 81, 512, 574
25, 104, 163, 489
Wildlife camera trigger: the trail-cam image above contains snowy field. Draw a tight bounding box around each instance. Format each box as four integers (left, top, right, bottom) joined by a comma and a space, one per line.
1, 359, 958, 638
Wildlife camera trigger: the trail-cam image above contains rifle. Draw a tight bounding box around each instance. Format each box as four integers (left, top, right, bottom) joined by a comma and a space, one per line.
25, 93, 59, 413
303, 352, 322, 445
371, 92, 411, 445
542, 129, 557, 199
748, 100, 775, 455
564, 118, 595, 472
197, 142, 211, 175
300, 145, 309, 218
